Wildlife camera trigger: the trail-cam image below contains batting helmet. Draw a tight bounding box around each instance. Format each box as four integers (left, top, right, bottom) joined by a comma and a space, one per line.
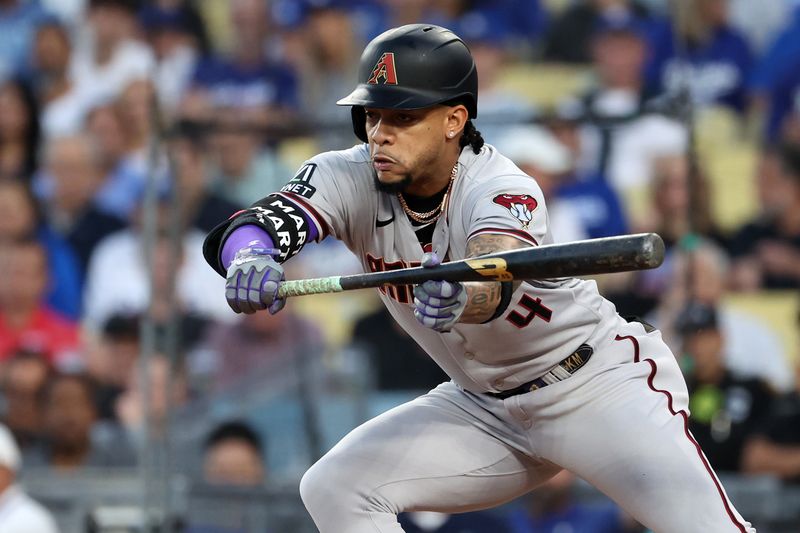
337, 24, 478, 142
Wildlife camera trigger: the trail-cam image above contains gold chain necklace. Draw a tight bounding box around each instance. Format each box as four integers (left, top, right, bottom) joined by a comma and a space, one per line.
396, 163, 458, 223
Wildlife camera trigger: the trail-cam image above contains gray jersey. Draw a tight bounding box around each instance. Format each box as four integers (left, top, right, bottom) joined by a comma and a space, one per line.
277, 143, 619, 393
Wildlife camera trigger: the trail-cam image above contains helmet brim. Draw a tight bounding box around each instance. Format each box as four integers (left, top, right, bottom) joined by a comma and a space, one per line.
336, 84, 466, 112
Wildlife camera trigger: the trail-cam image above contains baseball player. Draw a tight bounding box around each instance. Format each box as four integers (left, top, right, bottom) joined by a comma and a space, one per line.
203, 24, 755, 533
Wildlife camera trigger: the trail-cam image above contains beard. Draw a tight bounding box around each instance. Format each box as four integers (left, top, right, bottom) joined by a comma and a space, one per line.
372, 170, 413, 194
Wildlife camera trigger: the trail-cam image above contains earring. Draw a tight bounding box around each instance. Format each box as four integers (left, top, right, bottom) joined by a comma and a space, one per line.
448, 131, 455, 138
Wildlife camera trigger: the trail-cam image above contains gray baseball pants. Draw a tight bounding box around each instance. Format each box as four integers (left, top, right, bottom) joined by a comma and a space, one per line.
300, 321, 755, 532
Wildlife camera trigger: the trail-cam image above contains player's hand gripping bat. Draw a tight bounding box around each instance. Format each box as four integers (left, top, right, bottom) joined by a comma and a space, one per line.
277, 233, 664, 298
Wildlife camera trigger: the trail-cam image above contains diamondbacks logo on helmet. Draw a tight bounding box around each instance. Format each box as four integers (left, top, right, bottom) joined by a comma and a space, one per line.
493, 194, 538, 229
367, 52, 398, 85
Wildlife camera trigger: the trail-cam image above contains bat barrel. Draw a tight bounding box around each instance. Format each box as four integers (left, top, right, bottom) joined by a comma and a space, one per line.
339, 233, 665, 290
502, 232, 665, 279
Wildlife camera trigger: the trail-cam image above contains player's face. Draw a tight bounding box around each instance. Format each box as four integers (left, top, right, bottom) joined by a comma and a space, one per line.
365, 105, 463, 195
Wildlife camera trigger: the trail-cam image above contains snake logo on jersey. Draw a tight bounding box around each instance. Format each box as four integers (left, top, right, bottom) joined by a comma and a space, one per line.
492, 194, 538, 229
367, 53, 398, 85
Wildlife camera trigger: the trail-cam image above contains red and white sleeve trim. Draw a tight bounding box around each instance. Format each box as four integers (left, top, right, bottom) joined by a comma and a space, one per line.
468, 227, 539, 247
276, 191, 330, 241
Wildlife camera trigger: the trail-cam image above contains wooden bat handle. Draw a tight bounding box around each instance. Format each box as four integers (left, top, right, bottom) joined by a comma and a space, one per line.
279, 277, 344, 297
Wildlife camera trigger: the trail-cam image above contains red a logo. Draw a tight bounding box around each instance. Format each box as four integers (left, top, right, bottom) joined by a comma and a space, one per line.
367, 52, 398, 85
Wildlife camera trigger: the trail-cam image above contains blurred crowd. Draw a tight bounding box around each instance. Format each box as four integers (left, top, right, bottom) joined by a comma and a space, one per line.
0, 0, 799, 531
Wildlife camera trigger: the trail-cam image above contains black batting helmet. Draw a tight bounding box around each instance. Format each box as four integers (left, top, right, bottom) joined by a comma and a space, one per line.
337, 24, 478, 142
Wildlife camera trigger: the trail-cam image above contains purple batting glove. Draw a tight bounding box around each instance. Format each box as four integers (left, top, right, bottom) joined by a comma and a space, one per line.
225, 247, 286, 315
413, 252, 467, 332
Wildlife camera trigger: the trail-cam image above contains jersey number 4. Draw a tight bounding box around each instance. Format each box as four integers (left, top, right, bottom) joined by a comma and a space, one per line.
506, 295, 553, 328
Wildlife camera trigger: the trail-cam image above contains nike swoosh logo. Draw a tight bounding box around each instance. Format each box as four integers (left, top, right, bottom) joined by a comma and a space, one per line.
376, 215, 395, 227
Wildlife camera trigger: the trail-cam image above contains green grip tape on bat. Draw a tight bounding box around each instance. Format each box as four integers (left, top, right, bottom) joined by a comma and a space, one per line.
278, 277, 344, 298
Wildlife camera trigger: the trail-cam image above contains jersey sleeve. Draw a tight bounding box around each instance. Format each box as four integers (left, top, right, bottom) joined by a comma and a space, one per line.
274, 150, 363, 249
461, 174, 549, 247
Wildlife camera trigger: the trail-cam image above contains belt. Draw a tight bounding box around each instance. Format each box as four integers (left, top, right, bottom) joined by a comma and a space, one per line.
487, 344, 594, 399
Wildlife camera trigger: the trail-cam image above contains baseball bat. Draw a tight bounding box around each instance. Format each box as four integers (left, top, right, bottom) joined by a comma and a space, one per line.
277, 233, 664, 298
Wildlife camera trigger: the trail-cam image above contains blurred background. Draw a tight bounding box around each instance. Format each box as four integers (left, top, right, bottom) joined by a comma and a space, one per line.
0, 0, 798, 531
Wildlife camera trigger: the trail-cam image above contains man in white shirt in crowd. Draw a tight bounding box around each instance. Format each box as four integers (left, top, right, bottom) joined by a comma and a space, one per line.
0, 424, 59, 532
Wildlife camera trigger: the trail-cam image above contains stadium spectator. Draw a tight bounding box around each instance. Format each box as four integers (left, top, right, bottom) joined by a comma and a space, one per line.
0, 80, 41, 181
679, 302, 775, 473
69, 0, 155, 110
645, 0, 753, 113
400, 510, 510, 533
25, 372, 137, 470
582, 157, 712, 318
575, 14, 687, 192
506, 469, 639, 532
495, 125, 587, 243
288, 0, 360, 150
139, 1, 208, 115
729, 144, 800, 290
742, 363, 800, 482
0, 423, 59, 533
544, 103, 629, 239
39, 134, 126, 275
170, 131, 241, 233
0, 179, 82, 319
116, 79, 167, 174
115, 354, 188, 446
31, 18, 91, 139
460, 1, 548, 49
208, 128, 290, 209
203, 420, 265, 486
543, 0, 654, 64
0, 239, 81, 368
184, 0, 298, 128
460, 9, 537, 143
348, 306, 447, 392
638, 154, 721, 249
652, 240, 793, 393
82, 205, 230, 330
83, 103, 148, 218
0, 0, 50, 81
0, 350, 52, 451
749, 4, 800, 142
84, 313, 139, 421
194, 302, 324, 393
144, 236, 212, 355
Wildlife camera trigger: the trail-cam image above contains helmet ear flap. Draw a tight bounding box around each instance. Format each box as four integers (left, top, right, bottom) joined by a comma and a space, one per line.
351, 106, 368, 143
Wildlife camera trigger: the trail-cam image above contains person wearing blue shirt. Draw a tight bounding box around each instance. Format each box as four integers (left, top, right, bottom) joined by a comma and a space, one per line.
0, 0, 50, 81
505, 470, 639, 533
555, 175, 629, 239
188, 0, 298, 120
545, 106, 630, 239
645, 0, 753, 113
749, 5, 800, 141
191, 57, 298, 112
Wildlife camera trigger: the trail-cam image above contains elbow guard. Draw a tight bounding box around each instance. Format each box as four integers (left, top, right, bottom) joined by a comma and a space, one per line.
203, 194, 312, 276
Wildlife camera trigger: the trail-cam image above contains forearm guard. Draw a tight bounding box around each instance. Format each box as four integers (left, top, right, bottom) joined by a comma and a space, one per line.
203, 194, 312, 276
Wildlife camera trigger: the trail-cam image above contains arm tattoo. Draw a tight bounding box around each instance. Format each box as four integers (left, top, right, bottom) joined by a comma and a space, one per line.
459, 234, 529, 324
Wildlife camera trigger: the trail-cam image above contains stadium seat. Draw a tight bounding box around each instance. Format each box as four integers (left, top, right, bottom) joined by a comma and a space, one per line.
722, 291, 799, 367
701, 140, 759, 232
496, 63, 591, 108
278, 136, 320, 173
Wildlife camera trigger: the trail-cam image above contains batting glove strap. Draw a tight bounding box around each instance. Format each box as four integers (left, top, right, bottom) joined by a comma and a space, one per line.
225, 248, 286, 315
